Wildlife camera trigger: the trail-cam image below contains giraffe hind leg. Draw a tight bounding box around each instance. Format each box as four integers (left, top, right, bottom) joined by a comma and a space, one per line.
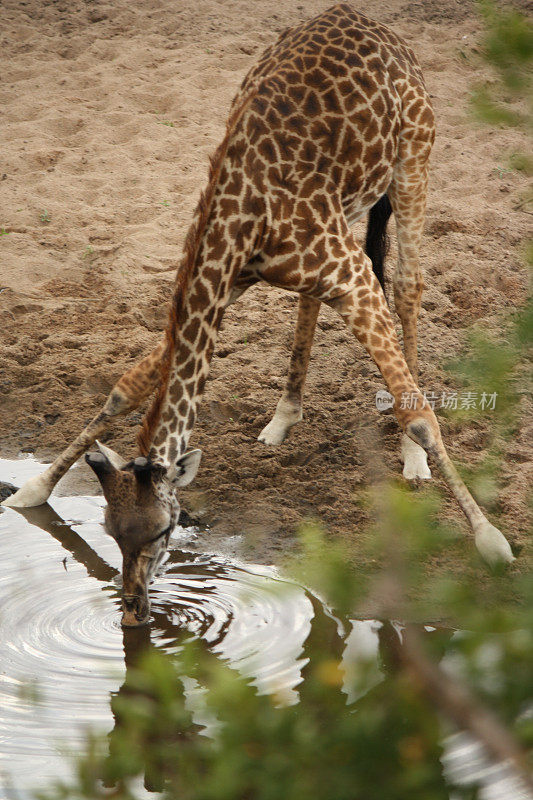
389, 165, 432, 482
258, 295, 320, 445
258, 194, 392, 449
362, 193, 429, 480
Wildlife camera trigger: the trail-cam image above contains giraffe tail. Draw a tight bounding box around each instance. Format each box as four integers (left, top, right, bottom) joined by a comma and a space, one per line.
365, 194, 393, 291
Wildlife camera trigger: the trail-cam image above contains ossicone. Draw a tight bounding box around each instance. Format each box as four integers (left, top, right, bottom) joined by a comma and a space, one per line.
131, 456, 165, 486
85, 450, 114, 478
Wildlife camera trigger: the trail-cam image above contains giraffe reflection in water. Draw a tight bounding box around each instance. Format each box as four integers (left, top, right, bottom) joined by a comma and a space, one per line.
6, 491, 521, 799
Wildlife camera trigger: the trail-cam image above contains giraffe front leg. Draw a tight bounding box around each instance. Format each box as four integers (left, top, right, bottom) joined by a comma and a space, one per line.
327, 266, 513, 566
258, 295, 320, 445
405, 415, 514, 565
2, 341, 166, 507
1, 411, 110, 508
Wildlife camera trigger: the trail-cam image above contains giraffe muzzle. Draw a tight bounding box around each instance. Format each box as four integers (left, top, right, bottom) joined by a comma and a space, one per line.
121, 594, 150, 627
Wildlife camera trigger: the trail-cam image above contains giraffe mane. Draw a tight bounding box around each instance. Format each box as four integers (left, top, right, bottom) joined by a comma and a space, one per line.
137, 85, 259, 457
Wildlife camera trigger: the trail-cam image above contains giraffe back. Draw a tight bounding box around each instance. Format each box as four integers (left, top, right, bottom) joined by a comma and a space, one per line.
224, 3, 435, 224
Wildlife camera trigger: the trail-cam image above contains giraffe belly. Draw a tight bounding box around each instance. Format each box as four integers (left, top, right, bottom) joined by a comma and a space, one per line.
257, 246, 365, 303
342, 173, 394, 228
342, 198, 368, 227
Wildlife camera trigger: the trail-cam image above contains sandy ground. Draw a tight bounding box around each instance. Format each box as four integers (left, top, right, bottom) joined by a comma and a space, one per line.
1, 0, 531, 587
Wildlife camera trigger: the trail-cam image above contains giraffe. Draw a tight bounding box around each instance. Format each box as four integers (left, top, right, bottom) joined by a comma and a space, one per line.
3, 3, 514, 625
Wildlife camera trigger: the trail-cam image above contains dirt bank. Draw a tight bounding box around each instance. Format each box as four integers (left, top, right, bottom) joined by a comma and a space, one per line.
1, 0, 531, 589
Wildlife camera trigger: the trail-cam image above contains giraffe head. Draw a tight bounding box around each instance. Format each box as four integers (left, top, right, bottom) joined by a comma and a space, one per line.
85, 441, 201, 627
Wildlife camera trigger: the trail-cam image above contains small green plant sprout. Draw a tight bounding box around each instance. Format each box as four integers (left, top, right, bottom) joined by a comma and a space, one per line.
0, 227, 10, 236
82, 245, 94, 258
494, 164, 513, 178
156, 120, 175, 127
160, 200, 170, 206
40, 210, 51, 223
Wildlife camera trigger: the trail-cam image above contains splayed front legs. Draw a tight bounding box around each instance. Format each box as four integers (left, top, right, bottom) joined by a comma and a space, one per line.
2, 411, 111, 508
2, 342, 166, 508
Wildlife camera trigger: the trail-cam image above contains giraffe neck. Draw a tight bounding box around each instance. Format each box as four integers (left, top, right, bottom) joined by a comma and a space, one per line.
143, 197, 265, 469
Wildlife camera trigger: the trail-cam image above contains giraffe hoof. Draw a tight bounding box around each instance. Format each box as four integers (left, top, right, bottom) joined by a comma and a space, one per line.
0, 474, 52, 507
258, 400, 302, 446
258, 419, 290, 446
474, 520, 515, 567
401, 434, 432, 481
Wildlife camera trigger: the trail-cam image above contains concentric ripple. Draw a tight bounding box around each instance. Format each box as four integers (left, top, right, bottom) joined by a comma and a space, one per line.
0, 458, 319, 793
152, 552, 314, 698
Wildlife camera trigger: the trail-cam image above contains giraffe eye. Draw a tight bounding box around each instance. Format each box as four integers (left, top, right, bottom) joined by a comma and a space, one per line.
148, 524, 173, 544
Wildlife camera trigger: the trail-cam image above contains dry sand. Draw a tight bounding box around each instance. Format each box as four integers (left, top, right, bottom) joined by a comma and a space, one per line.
1, 0, 531, 585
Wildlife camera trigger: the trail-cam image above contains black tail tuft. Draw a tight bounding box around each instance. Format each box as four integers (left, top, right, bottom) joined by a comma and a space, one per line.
365, 194, 393, 291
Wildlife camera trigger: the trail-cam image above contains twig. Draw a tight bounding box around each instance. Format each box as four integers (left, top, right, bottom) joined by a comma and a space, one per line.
361, 490, 533, 792
393, 624, 533, 792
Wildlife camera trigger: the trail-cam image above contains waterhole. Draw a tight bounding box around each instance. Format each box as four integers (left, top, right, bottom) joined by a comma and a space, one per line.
0, 457, 529, 799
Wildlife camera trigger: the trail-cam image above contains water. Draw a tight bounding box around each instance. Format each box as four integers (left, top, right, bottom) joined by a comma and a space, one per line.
0, 457, 326, 796
0, 457, 529, 799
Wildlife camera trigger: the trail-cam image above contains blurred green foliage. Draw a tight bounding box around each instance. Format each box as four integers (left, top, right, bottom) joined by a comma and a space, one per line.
447, 0, 532, 521
471, 0, 533, 130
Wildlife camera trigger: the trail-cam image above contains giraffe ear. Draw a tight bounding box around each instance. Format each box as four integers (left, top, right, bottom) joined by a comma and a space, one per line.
85, 451, 114, 483
95, 440, 127, 470
169, 449, 202, 487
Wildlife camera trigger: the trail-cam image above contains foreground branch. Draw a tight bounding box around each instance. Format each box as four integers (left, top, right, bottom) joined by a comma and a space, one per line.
366, 556, 532, 793
394, 624, 533, 792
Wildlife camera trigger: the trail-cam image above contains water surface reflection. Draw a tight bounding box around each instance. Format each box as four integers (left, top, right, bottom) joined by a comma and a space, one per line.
0, 458, 529, 799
